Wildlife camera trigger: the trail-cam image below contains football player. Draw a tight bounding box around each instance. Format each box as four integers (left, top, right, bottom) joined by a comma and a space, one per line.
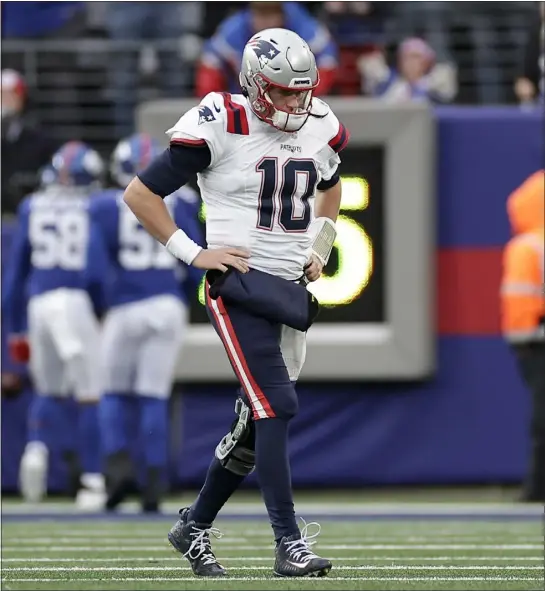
2, 141, 105, 506
122, 29, 348, 577
85, 133, 204, 512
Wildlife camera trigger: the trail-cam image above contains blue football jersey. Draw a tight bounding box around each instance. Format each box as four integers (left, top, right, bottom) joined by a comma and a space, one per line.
2, 187, 95, 333
1, 223, 28, 373
85, 187, 204, 309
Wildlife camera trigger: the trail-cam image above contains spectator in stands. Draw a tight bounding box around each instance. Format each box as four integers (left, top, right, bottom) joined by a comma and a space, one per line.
320, 1, 390, 95
104, 2, 203, 138
388, 2, 452, 64
196, 1, 338, 97
1, 2, 89, 150
358, 37, 457, 103
1, 1, 83, 39
1, 70, 57, 217
514, 2, 544, 105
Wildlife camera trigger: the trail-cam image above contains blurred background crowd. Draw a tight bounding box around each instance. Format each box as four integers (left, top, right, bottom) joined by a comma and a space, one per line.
2, 0, 543, 217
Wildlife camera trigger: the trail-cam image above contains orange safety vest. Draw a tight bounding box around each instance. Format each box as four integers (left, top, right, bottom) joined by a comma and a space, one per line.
500, 170, 545, 343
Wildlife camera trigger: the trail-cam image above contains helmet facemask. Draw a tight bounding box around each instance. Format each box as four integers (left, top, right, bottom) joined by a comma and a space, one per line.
244, 71, 318, 133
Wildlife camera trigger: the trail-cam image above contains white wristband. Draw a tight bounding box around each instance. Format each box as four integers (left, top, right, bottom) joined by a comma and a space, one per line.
166, 229, 203, 265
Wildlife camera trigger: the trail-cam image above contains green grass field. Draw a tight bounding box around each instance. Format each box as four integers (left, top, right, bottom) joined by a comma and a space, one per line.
2, 494, 544, 591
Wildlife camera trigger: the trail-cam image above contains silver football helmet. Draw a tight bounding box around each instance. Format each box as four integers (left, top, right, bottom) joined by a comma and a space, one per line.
239, 28, 319, 132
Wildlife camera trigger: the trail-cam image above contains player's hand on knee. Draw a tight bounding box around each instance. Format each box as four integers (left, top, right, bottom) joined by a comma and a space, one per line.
304, 254, 324, 282
193, 247, 251, 274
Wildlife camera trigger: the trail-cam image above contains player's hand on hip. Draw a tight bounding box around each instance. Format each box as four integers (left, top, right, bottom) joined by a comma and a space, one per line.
193, 247, 251, 274
304, 253, 324, 282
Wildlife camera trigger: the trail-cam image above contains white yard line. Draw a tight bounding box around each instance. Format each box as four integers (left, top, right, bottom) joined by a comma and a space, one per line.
2, 555, 543, 563
7, 535, 542, 543
8, 537, 542, 546
5, 565, 544, 572
4, 577, 544, 583
1, 543, 542, 552
2, 500, 543, 516
6, 527, 539, 535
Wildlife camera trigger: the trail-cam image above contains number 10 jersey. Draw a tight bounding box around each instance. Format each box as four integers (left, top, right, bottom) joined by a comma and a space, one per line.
167, 92, 349, 281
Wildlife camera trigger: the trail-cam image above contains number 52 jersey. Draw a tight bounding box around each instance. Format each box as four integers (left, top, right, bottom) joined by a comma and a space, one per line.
167, 91, 349, 281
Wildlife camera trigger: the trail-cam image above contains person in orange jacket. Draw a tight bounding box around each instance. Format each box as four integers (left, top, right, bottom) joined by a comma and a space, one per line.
500, 169, 545, 502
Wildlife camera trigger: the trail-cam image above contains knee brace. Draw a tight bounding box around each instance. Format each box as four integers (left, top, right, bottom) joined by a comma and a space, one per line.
215, 397, 255, 476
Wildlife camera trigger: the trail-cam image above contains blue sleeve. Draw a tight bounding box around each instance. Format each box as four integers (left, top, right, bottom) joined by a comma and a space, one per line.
175, 199, 205, 298
286, 5, 338, 68
201, 11, 249, 69
138, 144, 212, 198
85, 198, 114, 316
2, 202, 31, 334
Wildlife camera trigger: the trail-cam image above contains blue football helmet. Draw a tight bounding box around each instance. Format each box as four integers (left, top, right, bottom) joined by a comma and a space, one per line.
110, 133, 163, 189
41, 141, 104, 188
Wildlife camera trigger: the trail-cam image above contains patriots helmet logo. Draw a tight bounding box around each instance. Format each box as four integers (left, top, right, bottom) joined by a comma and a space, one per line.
198, 105, 216, 125
249, 38, 280, 68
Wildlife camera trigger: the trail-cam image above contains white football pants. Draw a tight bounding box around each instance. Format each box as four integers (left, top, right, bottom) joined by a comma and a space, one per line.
27, 288, 101, 401
280, 325, 307, 382
100, 295, 187, 399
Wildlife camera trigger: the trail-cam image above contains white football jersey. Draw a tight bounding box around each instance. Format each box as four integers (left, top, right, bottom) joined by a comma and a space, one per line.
166, 92, 349, 280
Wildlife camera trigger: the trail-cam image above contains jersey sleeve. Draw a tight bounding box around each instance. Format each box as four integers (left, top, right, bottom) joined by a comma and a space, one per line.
2, 199, 31, 334
313, 102, 350, 184
84, 196, 116, 316
166, 92, 227, 167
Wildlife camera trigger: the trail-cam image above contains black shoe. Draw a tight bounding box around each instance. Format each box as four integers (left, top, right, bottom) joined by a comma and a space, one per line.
141, 468, 163, 514
104, 451, 136, 512
168, 507, 226, 577
274, 521, 332, 578
62, 451, 82, 498
142, 501, 160, 513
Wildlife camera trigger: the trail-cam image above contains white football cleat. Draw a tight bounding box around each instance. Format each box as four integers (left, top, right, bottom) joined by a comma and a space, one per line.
19, 441, 49, 503
76, 473, 107, 512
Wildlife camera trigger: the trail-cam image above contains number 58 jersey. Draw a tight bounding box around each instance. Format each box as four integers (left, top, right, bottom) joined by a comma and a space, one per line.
2, 188, 96, 334
167, 92, 349, 280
